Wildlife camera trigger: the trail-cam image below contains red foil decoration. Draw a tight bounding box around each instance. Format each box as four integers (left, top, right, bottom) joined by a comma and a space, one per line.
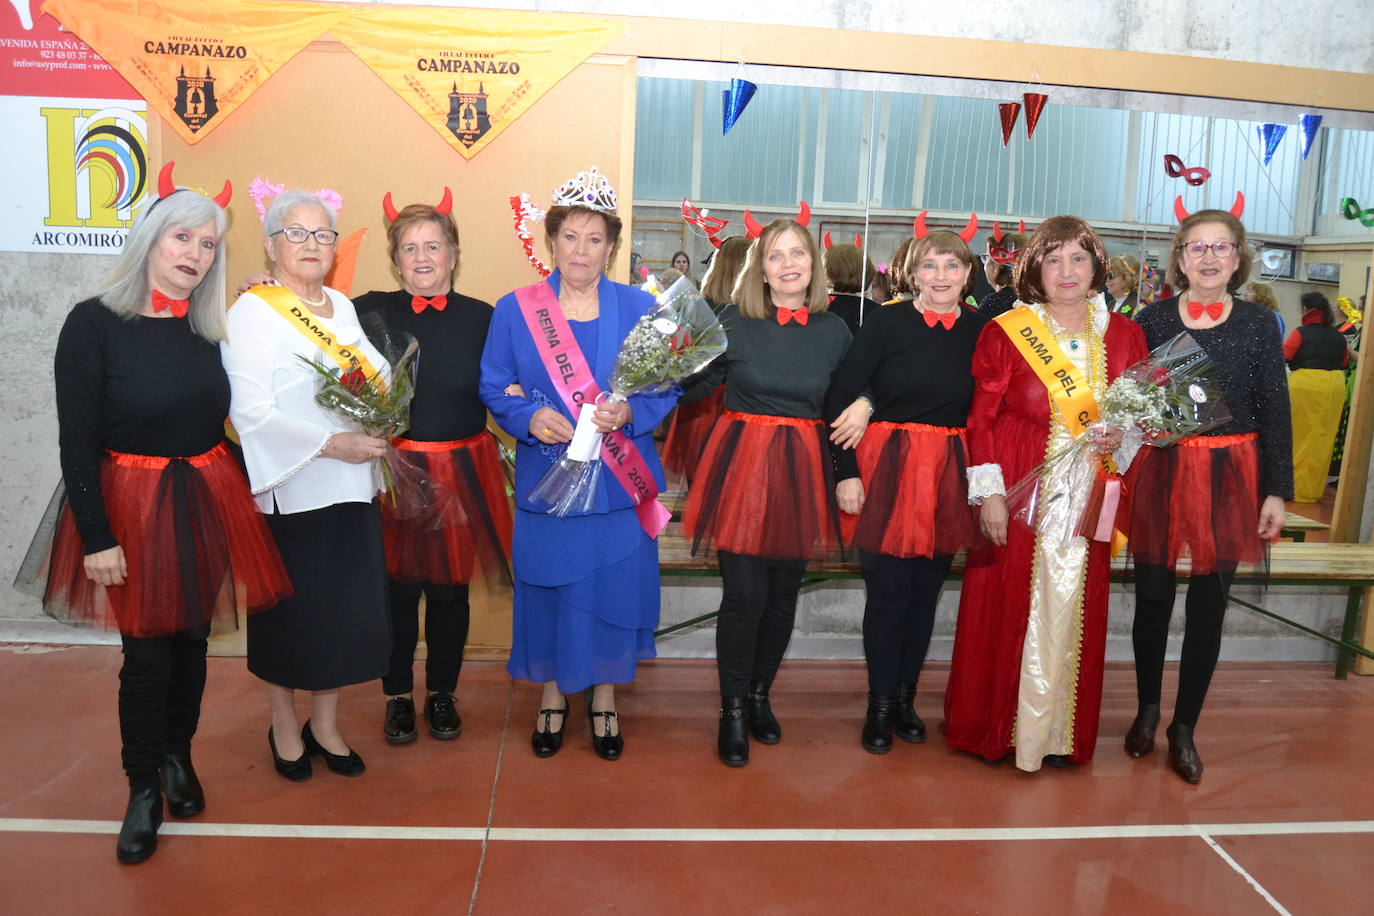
998, 102, 1021, 147
1023, 92, 1048, 140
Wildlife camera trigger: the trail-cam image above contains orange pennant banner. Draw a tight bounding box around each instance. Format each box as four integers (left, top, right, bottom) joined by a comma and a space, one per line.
41, 0, 348, 145
328, 8, 623, 159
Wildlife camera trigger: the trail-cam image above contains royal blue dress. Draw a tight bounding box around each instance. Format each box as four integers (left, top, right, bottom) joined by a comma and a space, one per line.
479, 271, 679, 692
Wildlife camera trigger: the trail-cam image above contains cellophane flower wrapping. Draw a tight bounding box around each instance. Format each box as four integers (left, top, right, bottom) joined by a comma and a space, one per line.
297, 312, 463, 529
529, 276, 728, 516
1004, 331, 1231, 541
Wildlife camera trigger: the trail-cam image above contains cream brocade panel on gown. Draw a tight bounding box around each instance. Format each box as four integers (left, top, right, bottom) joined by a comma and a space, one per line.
1012, 299, 1108, 772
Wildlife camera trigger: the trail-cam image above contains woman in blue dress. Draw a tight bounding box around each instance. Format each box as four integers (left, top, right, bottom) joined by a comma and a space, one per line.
480, 168, 678, 761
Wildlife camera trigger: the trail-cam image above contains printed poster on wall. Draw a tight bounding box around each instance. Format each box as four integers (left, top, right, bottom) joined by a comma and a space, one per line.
1, 0, 136, 97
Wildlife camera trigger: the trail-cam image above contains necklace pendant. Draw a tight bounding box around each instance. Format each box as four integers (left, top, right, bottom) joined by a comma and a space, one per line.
1070, 339, 1081, 351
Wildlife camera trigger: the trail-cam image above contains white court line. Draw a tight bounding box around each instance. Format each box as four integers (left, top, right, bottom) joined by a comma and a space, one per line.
3, 818, 1373, 843
1200, 832, 1294, 916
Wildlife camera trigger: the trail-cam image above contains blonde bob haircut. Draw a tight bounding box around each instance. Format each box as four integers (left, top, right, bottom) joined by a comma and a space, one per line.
1013, 215, 1109, 304
732, 219, 829, 320
1109, 254, 1141, 297
1166, 209, 1252, 294
700, 236, 749, 306
905, 231, 977, 299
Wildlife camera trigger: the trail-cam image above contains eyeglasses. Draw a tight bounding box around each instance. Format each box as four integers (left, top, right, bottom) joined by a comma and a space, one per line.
1179, 241, 1235, 259
273, 227, 339, 245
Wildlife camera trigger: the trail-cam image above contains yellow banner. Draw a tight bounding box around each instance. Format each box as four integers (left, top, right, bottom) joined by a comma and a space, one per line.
329, 8, 623, 159
42, 0, 347, 145
994, 305, 1103, 442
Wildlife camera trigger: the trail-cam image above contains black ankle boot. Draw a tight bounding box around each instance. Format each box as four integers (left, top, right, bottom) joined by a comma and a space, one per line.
861, 694, 896, 755
159, 752, 205, 818
1166, 722, 1203, 784
894, 684, 926, 744
747, 681, 780, 744
718, 697, 749, 767
1124, 704, 1161, 758
115, 784, 163, 864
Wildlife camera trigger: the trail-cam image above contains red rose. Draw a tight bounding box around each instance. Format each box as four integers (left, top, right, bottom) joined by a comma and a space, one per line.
339, 368, 368, 394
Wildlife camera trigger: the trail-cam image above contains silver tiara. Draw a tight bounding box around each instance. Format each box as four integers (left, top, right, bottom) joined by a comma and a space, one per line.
551, 166, 618, 213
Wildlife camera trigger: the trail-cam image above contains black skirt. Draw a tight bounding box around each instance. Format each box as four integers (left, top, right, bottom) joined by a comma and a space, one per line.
248, 501, 391, 690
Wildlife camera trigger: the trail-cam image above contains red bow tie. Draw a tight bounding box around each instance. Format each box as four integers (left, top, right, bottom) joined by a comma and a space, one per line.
1187, 300, 1224, 320
776, 305, 809, 326
151, 289, 189, 318
411, 294, 447, 314
923, 308, 957, 330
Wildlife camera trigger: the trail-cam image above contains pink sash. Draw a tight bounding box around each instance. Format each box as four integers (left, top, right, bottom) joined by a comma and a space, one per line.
514, 281, 671, 538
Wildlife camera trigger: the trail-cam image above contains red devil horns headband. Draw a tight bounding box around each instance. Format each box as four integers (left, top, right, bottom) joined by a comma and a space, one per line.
1173, 191, 1245, 224
822, 231, 864, 250
913, 211, 979, 243
157, 161, 231, 208
743, 201, 812, 240
990, 219, 1029, 243
382, 187, 454, 223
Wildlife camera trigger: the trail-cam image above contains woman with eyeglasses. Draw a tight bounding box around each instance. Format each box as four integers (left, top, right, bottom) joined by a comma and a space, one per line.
1123, 206, 1291, 784
221, 190, 394, 783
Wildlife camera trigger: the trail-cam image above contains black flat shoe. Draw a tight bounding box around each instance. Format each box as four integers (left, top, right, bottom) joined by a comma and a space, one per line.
269, 727, 312, 782
589, 709, 623, 760
1042, 754, 1074, 768
718, 696, 749, 767
1166, 723, 1203, 785
302, 721, 366, 777
861, 694, 896, 755
747, 681, 780, 745
115, 785, 163, 864
425, 691, 462, 740
159, 752, 205, 818
531, 703, 567, 758
383, 696, 418, 745
894, 685, 926, 744
1124, 704, 1161, 758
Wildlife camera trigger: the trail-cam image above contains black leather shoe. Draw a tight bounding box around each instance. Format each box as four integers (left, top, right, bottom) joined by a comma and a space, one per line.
861, 694, 896, 755
302, 721, 366, 777
587, 695, 624, 761
115, 785, 163, 864
269, 727, 312, 782
531, 703, 567, 758
159, 752, 205, 818
1166, 722, 1203, 784
894, 684, 926, 744
1124, 704, 1161, 758
747, 681, 780, 744
1043, 754, 1074, 768
425, 692, 462, 740
383, 696, 418, 745
718, 697, 749, 767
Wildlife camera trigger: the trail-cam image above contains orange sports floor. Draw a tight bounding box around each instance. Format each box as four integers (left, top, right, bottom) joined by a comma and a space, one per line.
1, 649, 1371, 915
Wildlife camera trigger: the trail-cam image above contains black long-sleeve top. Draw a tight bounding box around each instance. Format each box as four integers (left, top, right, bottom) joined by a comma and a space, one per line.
55, 298, 230, 553
353, 289, 493, 442
1136, 296, 1294, 500
823, 303, 987, 480
977, 286, 1017, 319
681, 304, 852, 419
827, 293, 883, 336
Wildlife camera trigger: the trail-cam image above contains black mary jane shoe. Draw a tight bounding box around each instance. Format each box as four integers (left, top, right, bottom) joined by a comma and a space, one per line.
1124, 704, 1161, 759
425, 691, 463, 741
718, 697, 749, 767
531, 703, 568, 758
747, 681, 781, 745
1166, 723, 1203, 785
115, 785, 163, 865
302, 721, 366, 777
159, 752, 205, 818
894, 685, 927, 744
268, 727, 312, 782
1042, 754, 1074, 769
383, 696, 418, 745
589, 709, 624, 761
861, 694, 897, 755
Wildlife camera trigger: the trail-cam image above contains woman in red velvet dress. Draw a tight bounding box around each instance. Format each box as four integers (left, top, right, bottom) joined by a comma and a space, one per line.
943, 216, 1148, 772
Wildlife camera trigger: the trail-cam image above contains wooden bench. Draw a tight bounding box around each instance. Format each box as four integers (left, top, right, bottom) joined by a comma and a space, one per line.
1282, 511, 1331, 542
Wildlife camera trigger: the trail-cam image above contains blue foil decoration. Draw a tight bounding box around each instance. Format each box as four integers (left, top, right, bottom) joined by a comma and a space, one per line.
1298, 114, 1322, 160
722, 78, 758, 135
1257, 123, 1287, 166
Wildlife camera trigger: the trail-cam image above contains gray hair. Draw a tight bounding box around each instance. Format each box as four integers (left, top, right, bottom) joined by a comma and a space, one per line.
98, 189, 229, 342
263, 189, 337, 238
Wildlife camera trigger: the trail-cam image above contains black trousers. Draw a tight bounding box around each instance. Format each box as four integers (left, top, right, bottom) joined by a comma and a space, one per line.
860, 551, 953, 696
382, 580, 470, 696
1131, 564, 1236, 728
716, 551, 806, 698
118, 632, 208, 789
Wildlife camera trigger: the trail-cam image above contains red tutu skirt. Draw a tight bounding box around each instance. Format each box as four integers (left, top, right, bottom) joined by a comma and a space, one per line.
681, 410, 842, 560
844, 421, 978, 558
1125, 433, 1266, 574
382, 432, 513, 586
661, 386, 725, 481
40, 443, 291, 637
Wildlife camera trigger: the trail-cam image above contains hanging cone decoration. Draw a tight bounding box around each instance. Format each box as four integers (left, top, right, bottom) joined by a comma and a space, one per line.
1023, 92, 1048, 140
722, 78, 758, 135
1257, 123, 1287, 166
998, 102, 1021, 147
1298, 114, 1322, 161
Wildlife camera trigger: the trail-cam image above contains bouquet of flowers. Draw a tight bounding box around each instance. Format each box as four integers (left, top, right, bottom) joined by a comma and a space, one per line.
1004, 331, 1231, 542
529, 275, 728, 516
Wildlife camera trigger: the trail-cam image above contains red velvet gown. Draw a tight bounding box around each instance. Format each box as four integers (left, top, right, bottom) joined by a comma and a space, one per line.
944, 306, 1148, 769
